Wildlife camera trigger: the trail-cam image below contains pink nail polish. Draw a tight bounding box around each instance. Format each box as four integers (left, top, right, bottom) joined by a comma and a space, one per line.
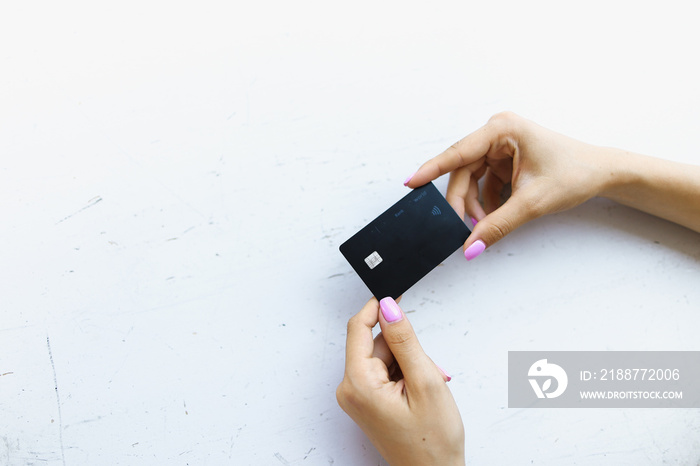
470, 217, 478, 227
437, 365, 452, 382
403, 172, 416, 186
379, 297, 403, 322
464, 240, 486, 261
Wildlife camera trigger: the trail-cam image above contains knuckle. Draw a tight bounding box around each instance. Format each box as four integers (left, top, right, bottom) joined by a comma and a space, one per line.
335, 381, 349, 407
384, 328, 413, 347
445, 193, 465, 214
488, 110, 518, 124
487, 111, 522, 135
346, 315, 360, 334
336, 378, 365, 412
488, 216, 513, 242
445, 192, 461, 205
440, 145, 460, 167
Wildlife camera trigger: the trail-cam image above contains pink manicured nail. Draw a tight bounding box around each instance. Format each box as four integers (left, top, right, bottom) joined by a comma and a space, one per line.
403, 172, 416, 186
470, 217, 478, 227
379, 297, 403, 323
437, 365, 452, 382
464, 240, 486, 261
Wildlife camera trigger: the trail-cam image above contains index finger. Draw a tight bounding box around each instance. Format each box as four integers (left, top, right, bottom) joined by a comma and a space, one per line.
344, 298, 380, 371
406, 123, 495, 188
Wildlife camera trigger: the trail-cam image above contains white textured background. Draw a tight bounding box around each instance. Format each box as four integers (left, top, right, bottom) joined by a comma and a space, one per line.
2, 1, 699, 465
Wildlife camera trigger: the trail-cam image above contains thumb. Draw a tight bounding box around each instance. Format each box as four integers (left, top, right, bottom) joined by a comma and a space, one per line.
377, 297, 444, 383
464, 192, 540, 260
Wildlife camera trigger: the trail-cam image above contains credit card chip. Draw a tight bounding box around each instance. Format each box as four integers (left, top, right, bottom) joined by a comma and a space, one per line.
364, 251, 383, 269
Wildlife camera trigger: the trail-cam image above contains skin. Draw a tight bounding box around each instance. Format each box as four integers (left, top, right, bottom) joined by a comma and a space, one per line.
336, 298, 465, 466
406, 111, 700, 252
338, 112, 700, 463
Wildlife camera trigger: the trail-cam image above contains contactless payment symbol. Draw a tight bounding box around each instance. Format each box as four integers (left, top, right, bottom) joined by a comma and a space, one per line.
528, 359, 568, 399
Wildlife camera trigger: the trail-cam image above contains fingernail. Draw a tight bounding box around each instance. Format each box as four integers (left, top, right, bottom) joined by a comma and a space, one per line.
379, 297, 403, 323
464, 240, 486, 261
437, 365, 452, 382
470, 217, 478, 227
403, 172, 416, 186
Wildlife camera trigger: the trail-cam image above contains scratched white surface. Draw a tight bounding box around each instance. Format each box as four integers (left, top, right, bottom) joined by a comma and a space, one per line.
2, 1, 700, 465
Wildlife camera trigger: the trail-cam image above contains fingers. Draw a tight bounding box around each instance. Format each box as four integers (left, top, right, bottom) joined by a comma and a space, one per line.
447, 165, 488, 224
405, 124, 494, 188
345, 298, 380, 371
464, 189, 541, 254
465, 175, 486, 223
373, 332, 449, 382
482, 168, 505, 214
445, 167, 471, 220
376, 297, 444, 387
371, 332, 394, 369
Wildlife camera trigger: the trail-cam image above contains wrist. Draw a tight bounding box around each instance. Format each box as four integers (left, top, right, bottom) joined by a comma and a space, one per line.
592, 147, 639, 202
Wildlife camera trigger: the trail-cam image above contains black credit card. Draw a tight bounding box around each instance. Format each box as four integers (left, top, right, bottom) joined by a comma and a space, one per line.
339, 182, 471, 299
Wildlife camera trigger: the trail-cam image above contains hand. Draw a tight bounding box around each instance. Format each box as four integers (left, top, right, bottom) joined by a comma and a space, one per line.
336, 297, 465, 466
405, 111, 616, 259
